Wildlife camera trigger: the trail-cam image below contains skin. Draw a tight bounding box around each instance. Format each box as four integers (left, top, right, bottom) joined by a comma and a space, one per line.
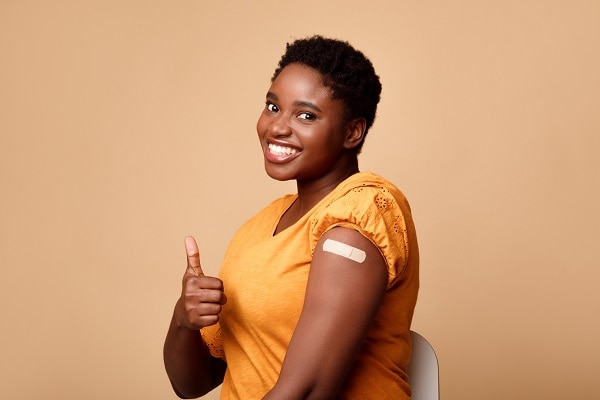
163, 237, 227, 398
164, 63, 388, 399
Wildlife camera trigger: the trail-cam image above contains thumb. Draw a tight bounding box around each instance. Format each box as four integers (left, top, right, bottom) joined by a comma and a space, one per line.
184, 236, 204, 276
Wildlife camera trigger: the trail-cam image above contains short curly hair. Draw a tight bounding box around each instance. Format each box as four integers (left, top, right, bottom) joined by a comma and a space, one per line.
272, 35, 382, 153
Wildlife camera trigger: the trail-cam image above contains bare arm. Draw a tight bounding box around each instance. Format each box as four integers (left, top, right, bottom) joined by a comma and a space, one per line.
263, 227, 388, 399
163, 237, 227, 398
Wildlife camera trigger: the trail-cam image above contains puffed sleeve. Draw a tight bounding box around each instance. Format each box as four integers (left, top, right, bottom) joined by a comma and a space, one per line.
200, 323, 225, 360
309, 184, 411, 288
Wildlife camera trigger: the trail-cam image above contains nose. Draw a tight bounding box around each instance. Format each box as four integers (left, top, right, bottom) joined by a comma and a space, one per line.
268, 114, 292, 137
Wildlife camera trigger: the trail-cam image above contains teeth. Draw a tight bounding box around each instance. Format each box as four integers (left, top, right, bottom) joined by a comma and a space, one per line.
268, 143, 297, 155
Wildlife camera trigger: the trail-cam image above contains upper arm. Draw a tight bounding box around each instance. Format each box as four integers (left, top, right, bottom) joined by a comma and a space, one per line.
265, 226, 388, 399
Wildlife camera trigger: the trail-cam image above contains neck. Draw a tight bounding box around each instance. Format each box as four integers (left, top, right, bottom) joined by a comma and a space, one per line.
273, 157, 359, 235
294, 158, 360, 215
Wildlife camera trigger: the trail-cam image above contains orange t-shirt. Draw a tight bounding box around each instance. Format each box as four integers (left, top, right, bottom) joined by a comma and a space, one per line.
201, 172, 419, 399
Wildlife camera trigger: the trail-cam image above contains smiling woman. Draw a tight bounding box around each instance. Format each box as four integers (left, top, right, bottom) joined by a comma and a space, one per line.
163, 35, 419, 400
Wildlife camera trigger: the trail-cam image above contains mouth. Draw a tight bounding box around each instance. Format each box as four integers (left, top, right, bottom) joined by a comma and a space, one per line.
265, 142, 301, 164
268, 143, 298, 156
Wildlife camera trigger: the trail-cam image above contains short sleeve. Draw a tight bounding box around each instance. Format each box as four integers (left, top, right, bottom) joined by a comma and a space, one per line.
200, 323, 225, 360
309, 184, 410, 288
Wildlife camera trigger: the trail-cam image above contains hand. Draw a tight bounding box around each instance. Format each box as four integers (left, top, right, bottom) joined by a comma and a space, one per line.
175, 236, 227, 330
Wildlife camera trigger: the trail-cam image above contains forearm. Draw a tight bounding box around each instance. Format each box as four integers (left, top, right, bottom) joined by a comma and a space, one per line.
163, 300, 225, 398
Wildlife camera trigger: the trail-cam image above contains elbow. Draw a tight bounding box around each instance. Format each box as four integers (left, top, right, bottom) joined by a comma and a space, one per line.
169, 380, 207, 399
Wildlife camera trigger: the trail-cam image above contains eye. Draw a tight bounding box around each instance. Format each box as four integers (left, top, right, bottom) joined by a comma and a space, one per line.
297, 112, 316, 121
266, 102, 279, 112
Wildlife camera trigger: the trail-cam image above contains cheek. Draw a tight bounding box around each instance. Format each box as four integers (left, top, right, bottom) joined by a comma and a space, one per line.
256, 114, 268, 136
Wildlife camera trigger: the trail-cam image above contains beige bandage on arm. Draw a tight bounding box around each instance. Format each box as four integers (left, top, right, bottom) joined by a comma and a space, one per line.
322, 239, 367, 263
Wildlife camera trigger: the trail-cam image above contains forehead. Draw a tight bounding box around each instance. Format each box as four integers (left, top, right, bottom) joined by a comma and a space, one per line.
269, 63, 334, 101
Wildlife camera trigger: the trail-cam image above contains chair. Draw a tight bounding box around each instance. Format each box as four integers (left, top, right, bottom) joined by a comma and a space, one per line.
407, 330, 440, 400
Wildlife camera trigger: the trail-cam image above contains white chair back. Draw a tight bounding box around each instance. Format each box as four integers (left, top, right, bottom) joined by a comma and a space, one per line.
408, 330, 440, 400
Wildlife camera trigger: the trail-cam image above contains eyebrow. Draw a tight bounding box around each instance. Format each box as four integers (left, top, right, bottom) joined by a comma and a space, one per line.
266, 92, 322, 113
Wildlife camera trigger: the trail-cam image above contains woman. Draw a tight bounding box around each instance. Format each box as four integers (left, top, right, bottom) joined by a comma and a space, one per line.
164, 35, 419, 399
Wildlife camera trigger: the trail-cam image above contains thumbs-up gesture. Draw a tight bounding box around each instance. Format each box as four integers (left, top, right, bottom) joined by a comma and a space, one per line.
175, 236, 227, 330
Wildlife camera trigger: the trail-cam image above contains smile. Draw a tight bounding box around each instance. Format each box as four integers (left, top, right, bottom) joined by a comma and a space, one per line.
268, 143, 298, 156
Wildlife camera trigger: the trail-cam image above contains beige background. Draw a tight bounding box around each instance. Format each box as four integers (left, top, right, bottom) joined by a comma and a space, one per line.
1, 1, 599, 399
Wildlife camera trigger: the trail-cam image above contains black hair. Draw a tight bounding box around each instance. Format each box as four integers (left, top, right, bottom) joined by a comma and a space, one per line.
272, 35, 382, 153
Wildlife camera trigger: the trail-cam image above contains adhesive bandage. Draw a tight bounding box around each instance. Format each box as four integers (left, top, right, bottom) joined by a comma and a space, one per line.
322, 239, 366, 263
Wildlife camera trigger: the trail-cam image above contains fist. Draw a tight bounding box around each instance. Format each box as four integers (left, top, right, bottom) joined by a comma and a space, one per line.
176, 236, 227, 330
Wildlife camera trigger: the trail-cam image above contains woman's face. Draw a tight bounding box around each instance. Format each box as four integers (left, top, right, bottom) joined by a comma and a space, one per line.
256, 63, 350, 183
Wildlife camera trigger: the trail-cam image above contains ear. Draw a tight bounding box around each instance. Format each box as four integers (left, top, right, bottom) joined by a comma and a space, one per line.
343, 118, 366, 150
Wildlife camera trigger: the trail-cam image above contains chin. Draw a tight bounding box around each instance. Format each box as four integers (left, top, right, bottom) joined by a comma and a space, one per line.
264, 165, 295, 182
265, 171, 294, 182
